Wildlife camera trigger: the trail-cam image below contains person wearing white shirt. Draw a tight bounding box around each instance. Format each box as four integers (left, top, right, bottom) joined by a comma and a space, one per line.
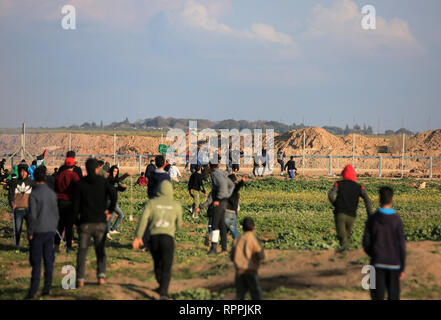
168, 163, 182, 181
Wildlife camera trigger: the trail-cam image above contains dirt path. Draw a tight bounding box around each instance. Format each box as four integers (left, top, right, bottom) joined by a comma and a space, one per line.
63, 241, 441, 300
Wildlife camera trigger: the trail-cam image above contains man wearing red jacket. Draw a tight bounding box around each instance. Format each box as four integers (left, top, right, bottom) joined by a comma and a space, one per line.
328, 164, 373, 251
55, 157, 80, 253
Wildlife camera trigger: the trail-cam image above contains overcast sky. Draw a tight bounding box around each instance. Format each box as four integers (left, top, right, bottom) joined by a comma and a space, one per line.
1, 0, 440, 132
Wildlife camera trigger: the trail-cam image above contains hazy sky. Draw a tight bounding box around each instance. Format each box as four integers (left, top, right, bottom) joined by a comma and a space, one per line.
1, 0, 440, 132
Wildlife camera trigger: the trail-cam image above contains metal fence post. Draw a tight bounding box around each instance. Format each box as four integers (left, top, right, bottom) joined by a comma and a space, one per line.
379, 156, 382, 178
138, 155, 142, 174
429, 157, 433, 179
328, 156, 332, 176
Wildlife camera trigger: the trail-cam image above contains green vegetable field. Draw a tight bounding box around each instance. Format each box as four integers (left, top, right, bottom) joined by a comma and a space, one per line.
1, 175, 441, 300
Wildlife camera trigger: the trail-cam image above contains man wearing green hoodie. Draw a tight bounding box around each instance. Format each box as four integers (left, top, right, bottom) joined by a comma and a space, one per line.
132, 180, 182, 300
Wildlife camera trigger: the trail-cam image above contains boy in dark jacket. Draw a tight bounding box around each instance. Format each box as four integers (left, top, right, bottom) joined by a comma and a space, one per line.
72, 158, 117, 287
328, 164, 373, 251
26, 166, 59, 299
230, 217, 264, 300
188, 165, 206, 219
363, 187, 406, 300
285, 156, 297, 181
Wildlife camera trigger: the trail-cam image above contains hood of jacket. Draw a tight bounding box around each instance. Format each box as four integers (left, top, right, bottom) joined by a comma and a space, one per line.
342, 164, 357, 182
157, 180, 174, 198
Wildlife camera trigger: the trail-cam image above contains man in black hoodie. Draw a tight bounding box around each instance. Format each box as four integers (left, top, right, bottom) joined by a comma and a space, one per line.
363, 187, 406, 300
144, 159, 156, 179
72, 158, 116, 287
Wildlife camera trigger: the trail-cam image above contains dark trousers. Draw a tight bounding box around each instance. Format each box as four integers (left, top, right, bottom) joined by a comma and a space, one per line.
54, 200, 74, 248
236, 273, 263, 300
334, 213, 355, 250
211, 199, 228, 251
277, 159, 285, 172
370, 268, 401, 300
29, 232, 55, 296
76, 223, 107, 281
149, 234, 175, 296
13, 209, 29, 250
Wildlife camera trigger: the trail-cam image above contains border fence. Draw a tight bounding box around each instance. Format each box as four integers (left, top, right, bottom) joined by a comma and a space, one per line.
1, 125, 440, 179
2, 152, 439, 179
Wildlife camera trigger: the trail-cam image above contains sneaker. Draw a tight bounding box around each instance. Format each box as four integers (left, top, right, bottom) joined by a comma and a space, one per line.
109, 230, 120, 234
207, 248, 217, 256
220, 251, 228, 255
106, 233, 112, 240
98, 278, 106, 285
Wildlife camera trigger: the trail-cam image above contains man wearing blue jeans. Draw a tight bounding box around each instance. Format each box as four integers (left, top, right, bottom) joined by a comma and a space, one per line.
285, 156, 297, 181
107, 205, 124, 233
8, 163, 33, 252
26, 166, 59, 299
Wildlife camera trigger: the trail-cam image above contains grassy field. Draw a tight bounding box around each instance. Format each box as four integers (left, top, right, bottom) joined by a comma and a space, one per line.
0, 175, 441, 300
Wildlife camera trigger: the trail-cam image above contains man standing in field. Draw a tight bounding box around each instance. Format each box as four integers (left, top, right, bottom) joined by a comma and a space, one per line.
8, 163, 33, 252
285, 156, 297, 181
188, 165, 206, 219
363, 187, 406, 300
328, 164, 373, 251
132, 180, 182, 300
54, 157, 80, 253
207, 162, 235, 255
73, 158, 117, 287
26, 166, 59, 299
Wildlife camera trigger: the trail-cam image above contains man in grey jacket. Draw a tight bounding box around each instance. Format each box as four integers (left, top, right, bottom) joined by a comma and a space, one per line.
26, 166, 59, 299
208, 162, 235, 255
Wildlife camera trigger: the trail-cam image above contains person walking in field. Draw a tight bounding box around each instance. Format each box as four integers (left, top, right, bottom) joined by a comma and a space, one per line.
144, 159, 156, 179
285, 156, 297, 181
73, 158, 117, 287
207, 162, 235, 255
25, 166, 59, 299
277, 148, 286, 175
188, 165, 206, 219
132, 180, 182, 300
106, 165, 128, 239
54, 157, 80, 253
328, 164, 373, 251
144, 155, 171, 249
8, 163, 33, 252
168, 162, 182, 181
225, 174, 247, 239
363, 187, 406, 300
230, 217, 264, 300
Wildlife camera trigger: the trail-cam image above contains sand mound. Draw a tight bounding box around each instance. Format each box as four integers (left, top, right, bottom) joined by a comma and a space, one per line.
275, 127, 345, 154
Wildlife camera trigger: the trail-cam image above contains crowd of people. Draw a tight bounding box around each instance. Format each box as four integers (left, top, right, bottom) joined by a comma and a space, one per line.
0, 150, 407, 301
